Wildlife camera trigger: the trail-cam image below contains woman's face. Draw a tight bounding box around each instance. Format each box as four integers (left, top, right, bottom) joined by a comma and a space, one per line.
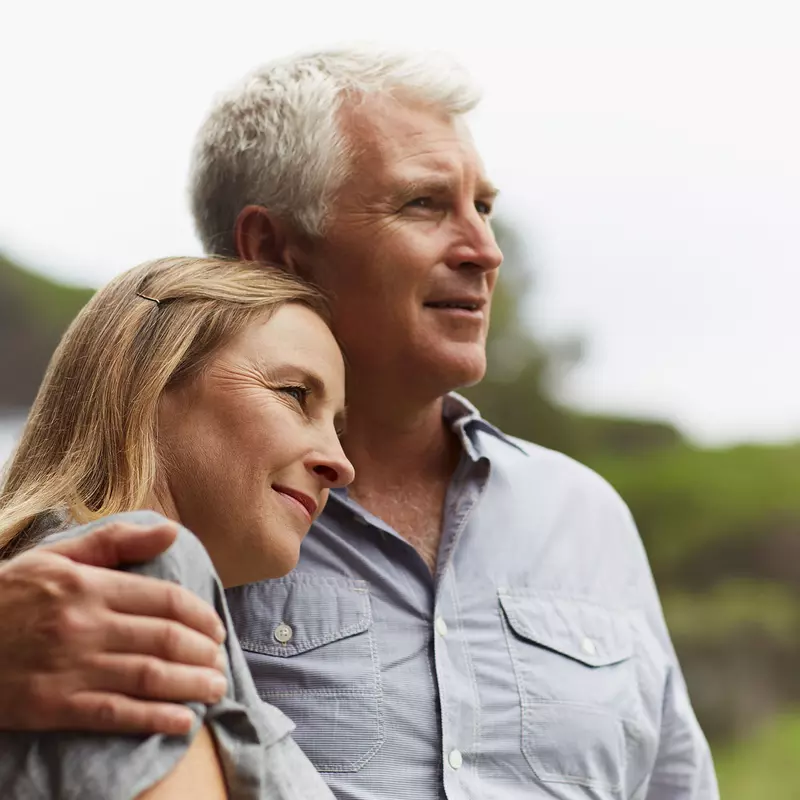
157, 303, 354, 587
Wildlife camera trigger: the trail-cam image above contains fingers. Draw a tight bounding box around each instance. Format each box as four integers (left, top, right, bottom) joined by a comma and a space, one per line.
106, 612, 226, 671
44, 521, 179, 569
90, 564, 226, 643
60, 691, 198, 736
86, 653, 227, 705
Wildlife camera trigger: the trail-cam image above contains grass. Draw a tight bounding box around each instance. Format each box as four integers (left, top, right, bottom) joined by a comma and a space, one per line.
714, 711, 800, 799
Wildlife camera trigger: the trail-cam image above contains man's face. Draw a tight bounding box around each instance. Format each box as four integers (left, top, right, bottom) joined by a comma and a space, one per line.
297, 96, 503, 401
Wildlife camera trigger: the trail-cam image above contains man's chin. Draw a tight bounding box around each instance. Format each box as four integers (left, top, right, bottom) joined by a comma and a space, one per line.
425, 350, 487, 394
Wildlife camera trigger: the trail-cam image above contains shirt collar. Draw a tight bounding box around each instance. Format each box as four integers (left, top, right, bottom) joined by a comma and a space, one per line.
330, 393, 527, 501
443, 392, 528, 460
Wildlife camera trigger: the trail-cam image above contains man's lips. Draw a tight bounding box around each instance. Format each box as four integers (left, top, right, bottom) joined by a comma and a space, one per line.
272, 485, 318, 522
423, 296, 486, 311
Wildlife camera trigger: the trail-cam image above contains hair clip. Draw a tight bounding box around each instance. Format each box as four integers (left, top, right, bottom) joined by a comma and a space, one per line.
136, 291, 161, 306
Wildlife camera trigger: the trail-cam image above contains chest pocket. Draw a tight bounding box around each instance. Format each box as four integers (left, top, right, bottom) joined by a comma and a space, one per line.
227, 575, 384, 773
499, 589, 637, 796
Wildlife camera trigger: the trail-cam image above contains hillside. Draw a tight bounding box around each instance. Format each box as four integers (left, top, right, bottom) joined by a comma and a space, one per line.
0, 253, 94, 408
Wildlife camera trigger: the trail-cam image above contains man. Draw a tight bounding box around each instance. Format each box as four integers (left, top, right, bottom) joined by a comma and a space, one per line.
0, 48, 717, 798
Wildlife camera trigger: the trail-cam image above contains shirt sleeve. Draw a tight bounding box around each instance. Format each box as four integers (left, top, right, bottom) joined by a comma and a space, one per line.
623, 507, 720, 800
644, 666, 720, 799
0, 510, 333, 800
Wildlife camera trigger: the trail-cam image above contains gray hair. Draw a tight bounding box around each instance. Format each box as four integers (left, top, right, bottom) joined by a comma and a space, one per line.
188, 47, 481, 256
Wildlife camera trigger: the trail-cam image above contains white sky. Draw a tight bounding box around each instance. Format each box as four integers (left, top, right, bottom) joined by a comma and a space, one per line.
1, 0, 799, 446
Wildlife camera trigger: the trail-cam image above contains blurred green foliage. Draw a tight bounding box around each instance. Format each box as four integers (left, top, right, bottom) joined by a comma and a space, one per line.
0, 253, 93, 406
1, 253, 94, 330
585, 442, 800, 583
715, 712, 800, 799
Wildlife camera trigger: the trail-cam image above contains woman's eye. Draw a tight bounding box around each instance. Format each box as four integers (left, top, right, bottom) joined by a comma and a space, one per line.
279, 385, 309, 405
475, 199, 493, 216
406, 196, 434, 209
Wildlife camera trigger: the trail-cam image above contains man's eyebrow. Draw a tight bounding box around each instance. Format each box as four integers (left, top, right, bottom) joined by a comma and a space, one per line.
395, 176, 455, 197
477, 179, 500, 200
394, 175, 500, 200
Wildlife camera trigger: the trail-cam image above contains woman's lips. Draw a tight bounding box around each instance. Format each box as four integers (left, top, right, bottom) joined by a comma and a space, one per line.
272, 485, 317, 523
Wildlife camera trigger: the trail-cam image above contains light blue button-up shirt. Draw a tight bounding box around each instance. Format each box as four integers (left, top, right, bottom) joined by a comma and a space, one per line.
226, 395, 718, 799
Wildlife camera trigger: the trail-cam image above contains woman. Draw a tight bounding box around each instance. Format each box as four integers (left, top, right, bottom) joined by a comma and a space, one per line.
0, 256, 353, 799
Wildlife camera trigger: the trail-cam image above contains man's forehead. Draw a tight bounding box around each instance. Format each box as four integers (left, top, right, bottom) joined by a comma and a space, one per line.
339, 96, 495, 191
341, 94, 473, 155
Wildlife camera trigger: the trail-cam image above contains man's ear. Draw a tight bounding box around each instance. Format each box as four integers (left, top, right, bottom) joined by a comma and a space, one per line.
234, 205, 291, 266
234, 205, 314, 280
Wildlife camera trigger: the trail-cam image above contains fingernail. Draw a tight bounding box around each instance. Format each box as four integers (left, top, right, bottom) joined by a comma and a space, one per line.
209, 674, 227, 700
214, 623, 227, 643
215, 651, 227, 673
168, 708, 195, 734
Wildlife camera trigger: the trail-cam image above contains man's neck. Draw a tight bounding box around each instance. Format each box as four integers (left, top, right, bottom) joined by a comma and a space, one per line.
341, 390, 464, 572
342, 393, 459, 496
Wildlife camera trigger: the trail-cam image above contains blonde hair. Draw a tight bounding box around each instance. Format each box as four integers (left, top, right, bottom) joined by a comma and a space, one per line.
189, 46, 480, 255
0, 256, 328, 557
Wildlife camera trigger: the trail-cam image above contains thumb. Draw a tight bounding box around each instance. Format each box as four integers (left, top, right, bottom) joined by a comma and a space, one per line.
43, 521, 179, 567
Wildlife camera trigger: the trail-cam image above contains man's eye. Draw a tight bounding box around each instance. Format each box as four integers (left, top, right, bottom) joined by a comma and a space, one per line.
475, 200, 493, 216
406, 197, 434, 209
279, 385, 310, 405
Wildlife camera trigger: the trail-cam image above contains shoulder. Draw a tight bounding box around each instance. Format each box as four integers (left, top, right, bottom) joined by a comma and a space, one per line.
40, 509, 174, 545
486, 431, 657, 599
487, 429, 633, 518
42, 511, 216, 588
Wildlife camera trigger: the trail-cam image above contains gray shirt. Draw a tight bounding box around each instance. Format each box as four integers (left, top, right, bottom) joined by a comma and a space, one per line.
226, 394, 718, 800
0, 510, 334, 800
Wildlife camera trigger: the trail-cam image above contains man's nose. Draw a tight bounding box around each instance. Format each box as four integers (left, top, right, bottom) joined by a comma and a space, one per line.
446, 211, 504, 274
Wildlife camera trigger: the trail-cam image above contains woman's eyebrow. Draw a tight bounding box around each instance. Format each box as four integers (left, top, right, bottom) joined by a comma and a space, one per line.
255, 362, 324, 393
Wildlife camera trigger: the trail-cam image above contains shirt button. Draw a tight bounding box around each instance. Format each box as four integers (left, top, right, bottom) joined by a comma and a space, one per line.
581, 637, 596, 656
435, 616, 449, 637
274, 623, 293, 644
448, 749, 463, 770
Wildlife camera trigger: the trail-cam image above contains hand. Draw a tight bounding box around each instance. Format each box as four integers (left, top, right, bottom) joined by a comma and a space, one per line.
0, 520, 228, 735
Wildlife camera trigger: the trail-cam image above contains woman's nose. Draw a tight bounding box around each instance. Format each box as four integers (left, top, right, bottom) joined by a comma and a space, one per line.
309, 440, 355, 489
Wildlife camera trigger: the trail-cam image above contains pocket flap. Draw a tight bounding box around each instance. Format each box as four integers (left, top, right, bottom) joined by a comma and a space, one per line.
229, 574, 372, 657
498, 589, 632, 667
